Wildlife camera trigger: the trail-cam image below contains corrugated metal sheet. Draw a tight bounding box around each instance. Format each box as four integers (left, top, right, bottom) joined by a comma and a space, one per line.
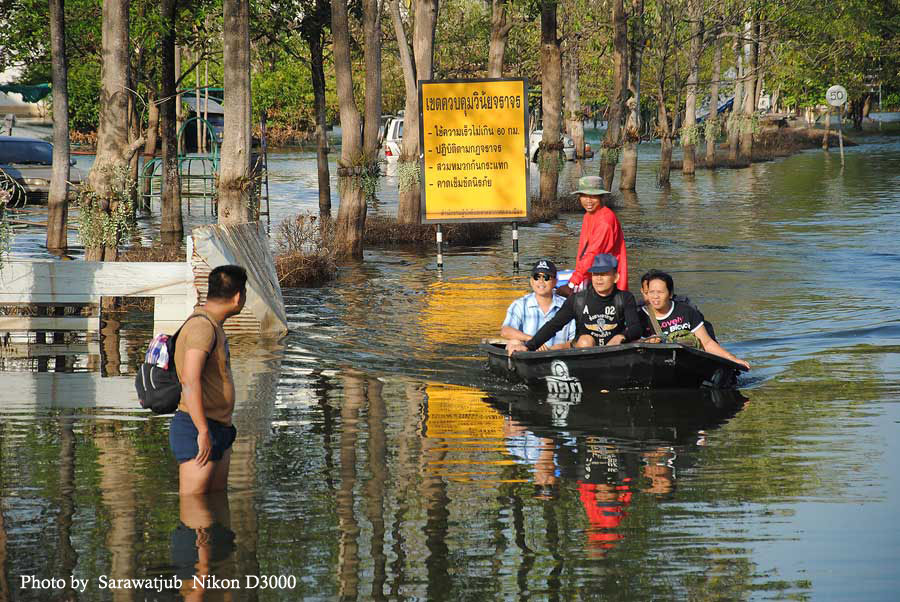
192, 249, 264, 335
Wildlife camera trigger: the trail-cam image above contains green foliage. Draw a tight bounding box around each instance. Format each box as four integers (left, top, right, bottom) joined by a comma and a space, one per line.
767, 0, 900, 109
680, 123, 700, 147
433, 0, 491, 79
397, 160, 420, 193
882, 91, 900, 110
703, 116, 721, 142
537, 145, 565, 173
252, 57, 318, 130
0, 170, 27, 264
68, 60, 102, 132
74, 164, 137, 250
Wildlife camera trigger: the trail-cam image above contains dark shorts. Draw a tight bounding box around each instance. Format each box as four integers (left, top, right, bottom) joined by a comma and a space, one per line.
169, 411, 237, 464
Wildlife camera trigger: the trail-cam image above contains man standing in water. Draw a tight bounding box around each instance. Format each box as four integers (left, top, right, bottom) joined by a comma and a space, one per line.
508, 254, 641, 354
170, 265, 247, 494
555, 176, 628, 296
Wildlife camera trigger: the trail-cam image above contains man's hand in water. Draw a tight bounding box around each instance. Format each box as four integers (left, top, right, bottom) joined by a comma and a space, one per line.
555, 284, 573, 298
506, 340, 528, 355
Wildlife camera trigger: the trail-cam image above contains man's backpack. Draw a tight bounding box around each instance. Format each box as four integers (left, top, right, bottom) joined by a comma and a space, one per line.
135, 314, 217, 414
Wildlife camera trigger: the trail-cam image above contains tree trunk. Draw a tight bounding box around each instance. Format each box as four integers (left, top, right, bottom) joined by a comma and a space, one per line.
47, 0, 70, 253
862, 93, 872, 120
391, 0, 418, 224
86, 0, 131, 262
822, 109, 831, 149
362, 0, 382, 161
308, 25, 331, 219
219, 0, 252, 225
332, 0, 366, 258
657, 92, 673, 186
143, 88, 159, 158
138, 86, 157, 215
681, 0, 702, 175
488, 0, 513, 78
705, 35, 722, 166
395, 0, 438, 225
160, 0, 182, 241
175, 46, 183, 155
126, 65, 140, 215
738, 17, 757, 164
754, 22, 765, 110
563, 46, 584, 159
620, 0, 643, 190
727, 33, 743, 162
600, 0, 627, 190
539, 0, 562, 207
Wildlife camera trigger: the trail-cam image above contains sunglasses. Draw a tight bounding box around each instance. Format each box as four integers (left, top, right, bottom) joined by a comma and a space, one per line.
532, 273, 554, 281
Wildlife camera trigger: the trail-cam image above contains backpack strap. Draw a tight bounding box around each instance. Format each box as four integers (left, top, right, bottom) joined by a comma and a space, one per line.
173, 313, 219, 354
613, 289, 624, 321
573, 289, 587, 321
644, 304, 666, 341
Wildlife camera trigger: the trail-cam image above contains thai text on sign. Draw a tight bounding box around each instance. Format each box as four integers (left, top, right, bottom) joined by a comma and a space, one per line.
418, 78, 529, 223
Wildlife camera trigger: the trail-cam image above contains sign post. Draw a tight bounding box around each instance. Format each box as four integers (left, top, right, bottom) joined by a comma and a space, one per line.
419, 78, 529, 268
826, 84, 848, 166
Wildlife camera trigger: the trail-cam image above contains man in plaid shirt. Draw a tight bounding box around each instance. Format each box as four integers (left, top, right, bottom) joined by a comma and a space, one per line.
500, 259, 576, 352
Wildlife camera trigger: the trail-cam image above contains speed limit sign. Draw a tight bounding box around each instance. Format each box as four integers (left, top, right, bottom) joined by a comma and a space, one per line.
826, 85, 848, 107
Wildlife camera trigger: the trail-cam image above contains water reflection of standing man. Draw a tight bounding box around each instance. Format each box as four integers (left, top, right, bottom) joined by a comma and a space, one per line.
172, 493, 237, 601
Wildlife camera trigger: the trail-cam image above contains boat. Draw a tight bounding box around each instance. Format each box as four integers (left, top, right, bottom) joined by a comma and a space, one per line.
481, 341, 748, 392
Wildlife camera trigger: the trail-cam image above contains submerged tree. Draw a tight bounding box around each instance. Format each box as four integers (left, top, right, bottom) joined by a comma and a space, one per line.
300, 0, 333, 219
705, 31, 723, 166
599, 0, 626, 190
47, 0, 70, 252
620, 0, 645, 190
85, 0, 142, 261
218, 0, 252, 225
538, 0, 562, 207
488, 0, 515, 77
393, 0, 438, 225
738, 13, 758, 164
159, 0, 183, 240
331, 0, 366, 256
681, 0, 702, 175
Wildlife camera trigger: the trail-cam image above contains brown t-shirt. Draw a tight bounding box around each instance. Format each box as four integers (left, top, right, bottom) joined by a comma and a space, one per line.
174, 309, 235, 425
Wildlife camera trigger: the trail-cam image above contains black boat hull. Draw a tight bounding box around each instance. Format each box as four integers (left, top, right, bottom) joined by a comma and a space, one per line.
482, 341, 746, 391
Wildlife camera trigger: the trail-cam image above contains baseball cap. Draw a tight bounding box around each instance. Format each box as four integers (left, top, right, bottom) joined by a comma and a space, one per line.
587, 253, 618, 273
573, 175, 610, 195
531, 259, 558, 278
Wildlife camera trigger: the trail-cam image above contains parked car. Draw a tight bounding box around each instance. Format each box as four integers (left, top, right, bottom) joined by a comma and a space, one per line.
380, 115, 404, 169
529, 130, 576, 162
0, 136, 83, 204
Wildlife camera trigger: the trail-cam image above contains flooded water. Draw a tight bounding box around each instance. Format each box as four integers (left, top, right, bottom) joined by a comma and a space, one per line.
3, 132, 900, 601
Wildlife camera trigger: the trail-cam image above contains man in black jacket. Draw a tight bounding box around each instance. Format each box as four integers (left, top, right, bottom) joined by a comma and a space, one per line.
507, 254, 642, 355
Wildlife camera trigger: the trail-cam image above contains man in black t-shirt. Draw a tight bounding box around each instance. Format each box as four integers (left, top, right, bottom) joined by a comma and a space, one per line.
507, 254, 642, 354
